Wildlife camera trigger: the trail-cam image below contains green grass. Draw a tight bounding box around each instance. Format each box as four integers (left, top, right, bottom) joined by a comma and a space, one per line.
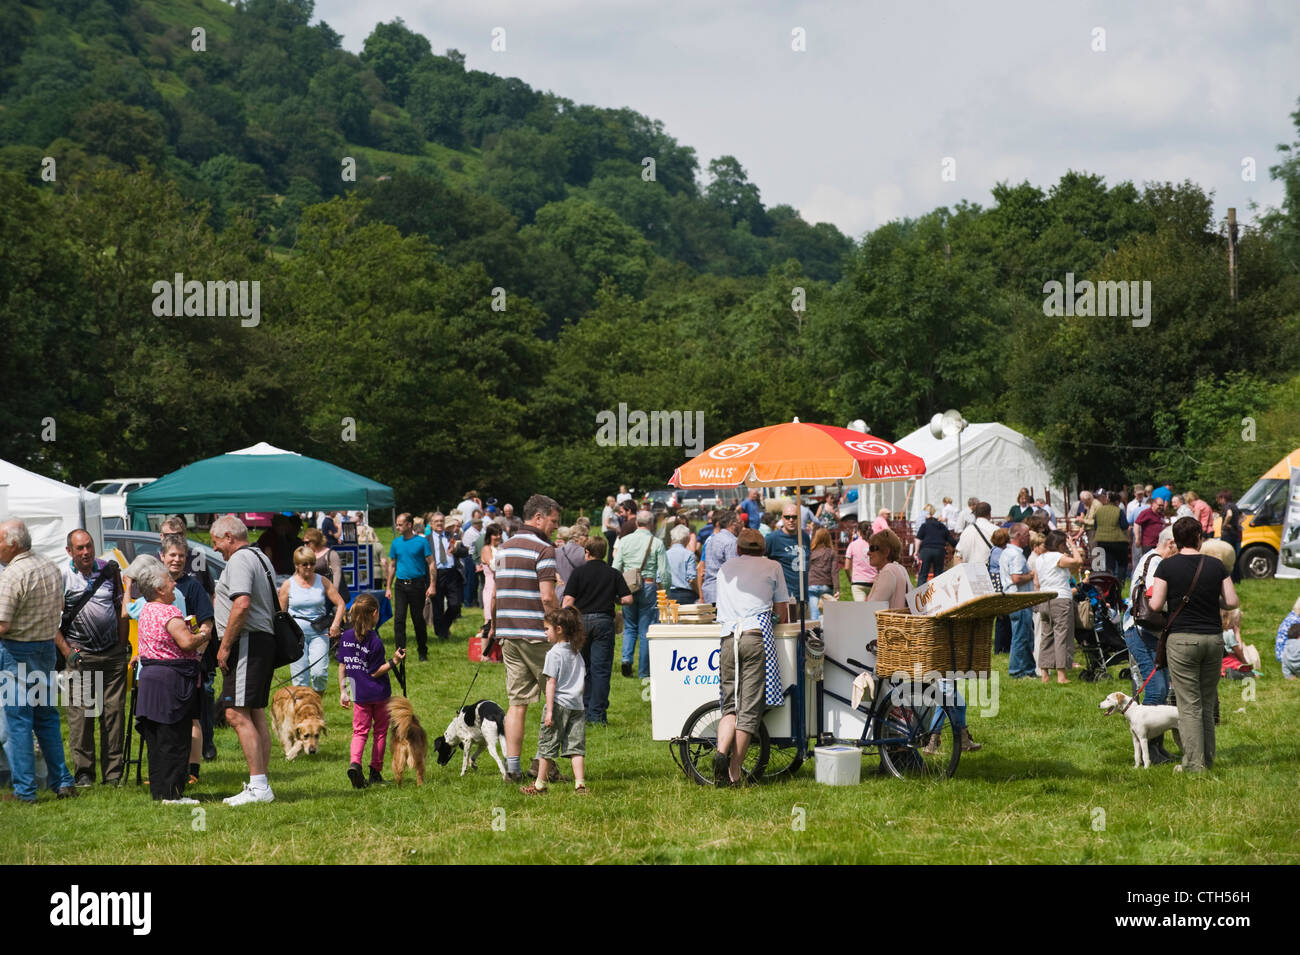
4, 578, 1299, 864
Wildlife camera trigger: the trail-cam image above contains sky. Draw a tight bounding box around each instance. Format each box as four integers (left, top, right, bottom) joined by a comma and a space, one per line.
311, 0, 1300, 240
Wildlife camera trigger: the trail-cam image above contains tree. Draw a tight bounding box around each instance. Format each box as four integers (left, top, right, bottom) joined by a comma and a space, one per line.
705, 155, 767, 235
481, 127, 568, 223
359, 18, 431, 104
522, 198, 655, 300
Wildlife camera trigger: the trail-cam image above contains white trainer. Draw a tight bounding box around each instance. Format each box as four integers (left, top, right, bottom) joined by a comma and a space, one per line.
222, 783, 274, 806
162, 797, 200, 805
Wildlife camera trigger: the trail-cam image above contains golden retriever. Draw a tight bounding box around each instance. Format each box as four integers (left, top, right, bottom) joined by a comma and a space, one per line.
271, 686, 327, 760
387, 696, 427, 786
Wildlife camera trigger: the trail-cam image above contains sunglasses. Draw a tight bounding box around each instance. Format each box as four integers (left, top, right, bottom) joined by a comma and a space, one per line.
868, 545, 883, 552
782, 515, 799, 520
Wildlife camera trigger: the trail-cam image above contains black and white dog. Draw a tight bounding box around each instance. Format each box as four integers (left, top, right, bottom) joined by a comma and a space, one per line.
433, 699, 509, 778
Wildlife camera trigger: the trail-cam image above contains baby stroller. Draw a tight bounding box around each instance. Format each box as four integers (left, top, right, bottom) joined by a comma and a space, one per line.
1072, 573, 1130, 682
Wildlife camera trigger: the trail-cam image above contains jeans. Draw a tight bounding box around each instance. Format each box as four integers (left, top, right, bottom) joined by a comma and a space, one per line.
669, 586, 696, 606
1008, 608, 1036, 677
581, 613, 615, 722
0, 639, 75, 800
1123, 625, 1169, 705
291, 631, 330, 694
621, 582, 658, 678
807, 585, 832, 621
391, 576, 429, 653
923, 680, 967, 731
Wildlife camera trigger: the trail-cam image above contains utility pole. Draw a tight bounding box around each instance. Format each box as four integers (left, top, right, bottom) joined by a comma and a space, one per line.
1227, 207, 1239, 304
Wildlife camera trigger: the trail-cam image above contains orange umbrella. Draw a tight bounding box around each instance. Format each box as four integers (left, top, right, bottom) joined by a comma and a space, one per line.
670, 418, 925, 489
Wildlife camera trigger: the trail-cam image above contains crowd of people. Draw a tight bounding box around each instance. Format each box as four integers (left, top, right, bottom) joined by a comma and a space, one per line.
0, 474, 1292, 802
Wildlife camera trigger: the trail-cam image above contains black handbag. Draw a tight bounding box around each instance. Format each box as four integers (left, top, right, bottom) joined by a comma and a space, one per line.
254, 552, 303, 667
1131, 554, 1168, 631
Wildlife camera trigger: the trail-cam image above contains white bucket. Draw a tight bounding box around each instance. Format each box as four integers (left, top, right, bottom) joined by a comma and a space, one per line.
813, 745, 862, 786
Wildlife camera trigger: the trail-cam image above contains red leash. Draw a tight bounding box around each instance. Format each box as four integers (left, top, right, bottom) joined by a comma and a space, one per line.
1121, 665, 1160, 714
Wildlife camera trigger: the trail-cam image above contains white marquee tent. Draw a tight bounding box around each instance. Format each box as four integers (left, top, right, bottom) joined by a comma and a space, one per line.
0, 459, 103, 565
855, 422, 1060, 523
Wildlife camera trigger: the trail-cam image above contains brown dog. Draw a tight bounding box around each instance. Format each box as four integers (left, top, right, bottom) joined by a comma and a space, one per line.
271, 686, 327, 760
387, 696, 427, 786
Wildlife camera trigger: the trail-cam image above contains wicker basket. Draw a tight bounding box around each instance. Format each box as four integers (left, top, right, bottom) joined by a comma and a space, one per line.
875, 611, 992, 677
874, 592, 1051, 677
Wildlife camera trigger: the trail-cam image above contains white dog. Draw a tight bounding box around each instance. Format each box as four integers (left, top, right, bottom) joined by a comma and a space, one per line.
1098, 692, 1181, 768
432, 699, 509, 778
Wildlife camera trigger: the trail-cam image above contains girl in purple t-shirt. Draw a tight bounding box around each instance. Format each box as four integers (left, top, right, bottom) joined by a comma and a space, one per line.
337, 594, 403, 789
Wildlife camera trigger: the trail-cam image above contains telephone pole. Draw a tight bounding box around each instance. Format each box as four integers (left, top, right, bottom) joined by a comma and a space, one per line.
1227, 207, 1239, 304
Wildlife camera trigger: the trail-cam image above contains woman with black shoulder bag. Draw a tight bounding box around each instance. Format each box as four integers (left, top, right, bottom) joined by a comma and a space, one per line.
1147, 517, 1238, 773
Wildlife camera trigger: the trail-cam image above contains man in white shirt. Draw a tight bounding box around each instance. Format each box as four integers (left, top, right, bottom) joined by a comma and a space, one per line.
954, 502, 998, 568
601, 496, 619, 565
456, 491, 480, 526
999, 524, 1036, 677
1126, 485, 1148, 523
713, 528, 790, 787
615, 485, 632, 505
952, 497, 979, 535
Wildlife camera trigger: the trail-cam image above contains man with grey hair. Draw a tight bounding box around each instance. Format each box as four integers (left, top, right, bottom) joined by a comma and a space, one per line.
612, 510, 668, 679
209, 515, 278, 805
0, 519, 78, 802
952, 496, 979, 535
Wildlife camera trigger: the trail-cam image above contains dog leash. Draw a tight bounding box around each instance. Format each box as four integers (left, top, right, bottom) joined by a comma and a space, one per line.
268, 642, 334, 695
1122, 666, 1159, 714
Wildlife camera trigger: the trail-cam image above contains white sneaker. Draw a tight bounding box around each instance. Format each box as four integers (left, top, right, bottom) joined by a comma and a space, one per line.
222, 783, 274, 806
162, 797, 199, 805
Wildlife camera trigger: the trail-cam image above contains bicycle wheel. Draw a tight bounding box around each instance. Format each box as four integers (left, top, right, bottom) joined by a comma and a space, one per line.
755, 742, 804, 781
875, 689, 961, 779
677, 700, 770, 785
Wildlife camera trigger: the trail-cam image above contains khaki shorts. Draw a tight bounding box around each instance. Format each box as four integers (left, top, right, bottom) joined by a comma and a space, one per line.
538, 706, 586, 759
719, 629, 766, 736
503, 638, 550, 706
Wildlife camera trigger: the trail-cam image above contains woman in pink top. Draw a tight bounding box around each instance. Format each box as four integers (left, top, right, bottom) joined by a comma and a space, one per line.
125, 555, 208, 803
1185, 491, 1215, 536
844, 528, 877, 600
865, 529, 911, 610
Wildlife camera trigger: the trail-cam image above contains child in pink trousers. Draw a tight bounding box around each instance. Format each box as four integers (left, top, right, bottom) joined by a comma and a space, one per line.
337, 593, 403, 789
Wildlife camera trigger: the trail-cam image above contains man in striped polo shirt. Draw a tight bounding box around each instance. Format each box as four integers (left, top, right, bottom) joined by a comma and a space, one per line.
490, 493, 560, 781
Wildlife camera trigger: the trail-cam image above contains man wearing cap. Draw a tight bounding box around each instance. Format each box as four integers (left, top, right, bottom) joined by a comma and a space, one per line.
714, 528, 790, 786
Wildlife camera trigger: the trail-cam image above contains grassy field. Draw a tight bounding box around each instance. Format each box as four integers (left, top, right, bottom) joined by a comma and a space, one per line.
4, 575, 1298, 864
